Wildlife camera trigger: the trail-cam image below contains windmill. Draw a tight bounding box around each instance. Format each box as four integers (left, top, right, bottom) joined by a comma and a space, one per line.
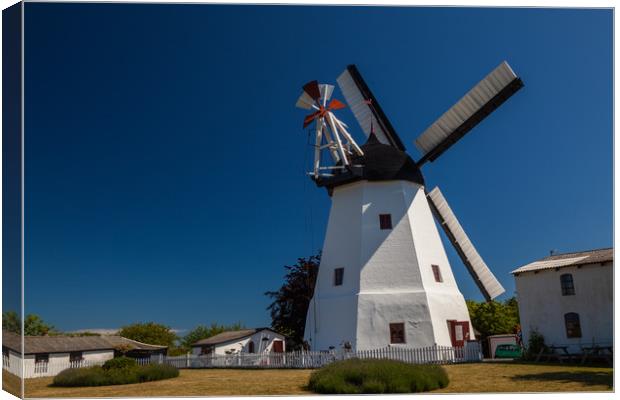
296, 61, 523, 351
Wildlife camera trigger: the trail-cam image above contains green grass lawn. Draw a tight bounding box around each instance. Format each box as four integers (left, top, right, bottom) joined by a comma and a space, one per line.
7, 361, 612, 398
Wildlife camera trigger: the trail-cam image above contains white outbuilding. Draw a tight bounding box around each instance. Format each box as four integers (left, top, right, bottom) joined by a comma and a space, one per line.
2, 330, 168, 378
512, 248, 613, 353
190, 328, 285, 356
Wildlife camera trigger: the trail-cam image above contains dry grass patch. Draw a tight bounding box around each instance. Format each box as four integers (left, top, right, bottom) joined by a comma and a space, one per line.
437, 361, 612, 393
3, 369, 22, 398
24, 368, 314, 398
19, 361, 613, 397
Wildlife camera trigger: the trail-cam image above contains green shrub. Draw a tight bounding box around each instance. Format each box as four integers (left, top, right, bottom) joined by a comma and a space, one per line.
102, 357, 138, 371
525, 330, 547, 359
308, 358, 449, 394
52, 361, 179, 387
137, 364, 180, 382
52, 366, 110, 387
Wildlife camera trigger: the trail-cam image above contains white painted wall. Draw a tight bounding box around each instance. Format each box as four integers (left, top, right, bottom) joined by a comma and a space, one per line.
515, 262, 613, 353
83, 350, 115, 362
19, 350, 114, 378
191, 330, 286, 356
305, 180, 472, 351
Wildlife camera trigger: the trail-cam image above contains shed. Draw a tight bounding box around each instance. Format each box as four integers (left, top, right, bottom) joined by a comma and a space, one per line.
191, 328, 285, 356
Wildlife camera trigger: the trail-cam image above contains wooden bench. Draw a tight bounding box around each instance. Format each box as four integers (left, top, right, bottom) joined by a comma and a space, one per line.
535, 346, 576, 363
581, 346, 612, 365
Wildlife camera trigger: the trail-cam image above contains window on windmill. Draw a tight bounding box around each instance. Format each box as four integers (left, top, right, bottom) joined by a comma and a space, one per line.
560, 273, 575, 296
432, 264, 443, 282
334, 268, 344, 286
564, 312, 582, 338
389, 323, 406, 344
379, 214, 393, 230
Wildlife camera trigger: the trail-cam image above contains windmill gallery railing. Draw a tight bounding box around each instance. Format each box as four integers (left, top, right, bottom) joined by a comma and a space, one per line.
159, 342, 482, 369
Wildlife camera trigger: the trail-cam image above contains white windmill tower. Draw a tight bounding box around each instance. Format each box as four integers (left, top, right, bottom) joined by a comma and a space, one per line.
296, 62, 523, 351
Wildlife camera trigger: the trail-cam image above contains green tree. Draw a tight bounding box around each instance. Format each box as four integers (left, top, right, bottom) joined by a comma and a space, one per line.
25, 314, 57, 336
118, 322, 178, 348
180, 322, 245, 350
3, 313, 57, 336
265, 253, 320, 350
466, 296, 520, 338
2, 311, 21, 334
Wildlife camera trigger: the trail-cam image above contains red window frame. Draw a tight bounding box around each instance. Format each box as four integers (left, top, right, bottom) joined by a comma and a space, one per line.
432, 264, 443, 282
389, 323, 406, 344
379, 214, 393, 230
334, 268, 344, 286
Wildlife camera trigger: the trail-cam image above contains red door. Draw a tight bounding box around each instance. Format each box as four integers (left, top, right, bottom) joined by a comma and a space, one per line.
272, 340, 284, 353
448, 321, 470, 347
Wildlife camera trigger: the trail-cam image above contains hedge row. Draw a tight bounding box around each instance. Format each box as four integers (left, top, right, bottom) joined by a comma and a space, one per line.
308, 358, 449, 394
52, 357, 179, 387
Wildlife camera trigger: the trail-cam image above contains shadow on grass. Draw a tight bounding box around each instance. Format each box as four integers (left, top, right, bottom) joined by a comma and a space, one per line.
511, 370, 613, 389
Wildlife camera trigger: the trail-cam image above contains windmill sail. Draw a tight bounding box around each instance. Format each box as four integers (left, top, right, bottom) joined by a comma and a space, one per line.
427, 187, 505, 301
337, 65, 406, 151
415, 61, 523, 165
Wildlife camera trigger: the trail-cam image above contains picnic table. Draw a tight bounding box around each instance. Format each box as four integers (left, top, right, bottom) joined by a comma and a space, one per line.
580, 345, 613, 365
535, 345, 576, 363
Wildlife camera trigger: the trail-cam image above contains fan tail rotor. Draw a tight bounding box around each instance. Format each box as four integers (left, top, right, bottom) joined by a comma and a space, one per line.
303, 80, 321, 101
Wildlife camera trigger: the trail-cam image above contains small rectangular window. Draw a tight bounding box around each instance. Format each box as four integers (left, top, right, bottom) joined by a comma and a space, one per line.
35, 354, 48, 363
3, 347, 9, 368
564, 313, 582, 338
334, 268, 344, 286
432, 265, 443, 282
560, 274, 575, 296
379, 214, 392, 230
389, 323, 406, 344
70, 351, 83, 362
35, 354, 49, 373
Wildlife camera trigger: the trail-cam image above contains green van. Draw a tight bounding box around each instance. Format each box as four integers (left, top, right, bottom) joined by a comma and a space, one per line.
494, 344, 523, 359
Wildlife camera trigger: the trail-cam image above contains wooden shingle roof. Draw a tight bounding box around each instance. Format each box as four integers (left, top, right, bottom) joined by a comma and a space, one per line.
2, 330, 167, 354
512, 248, 613, 275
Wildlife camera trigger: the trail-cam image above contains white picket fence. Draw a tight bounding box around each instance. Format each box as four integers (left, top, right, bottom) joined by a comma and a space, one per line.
2, 343, 481, 378
160, 343, 482, 369
2, 355, 152, 378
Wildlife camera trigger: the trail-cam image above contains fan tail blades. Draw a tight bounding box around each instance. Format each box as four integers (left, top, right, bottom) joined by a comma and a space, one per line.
303, 80, 321, 100
426, 187, 505, 301
296, 91, 315, 110
319, 84, 334, 104
303, 111, 320, 128
328, 98, 346, 110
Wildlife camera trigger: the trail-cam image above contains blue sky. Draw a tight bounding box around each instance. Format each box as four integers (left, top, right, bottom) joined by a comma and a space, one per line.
22, 4, 612, 333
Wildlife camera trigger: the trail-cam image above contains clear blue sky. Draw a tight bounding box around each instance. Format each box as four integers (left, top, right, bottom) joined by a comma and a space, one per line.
22, 4, 612, 332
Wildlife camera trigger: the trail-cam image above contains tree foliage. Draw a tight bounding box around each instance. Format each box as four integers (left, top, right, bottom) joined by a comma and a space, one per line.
180, 322, 245, 350
265, 253, 320, 350
2, 311, 20, 334
118, 322, 178, 348
3, 312, 56, 336
466, 297, 520, 338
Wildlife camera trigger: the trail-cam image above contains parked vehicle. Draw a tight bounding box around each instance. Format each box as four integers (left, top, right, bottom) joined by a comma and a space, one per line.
494, 344, 523, 359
